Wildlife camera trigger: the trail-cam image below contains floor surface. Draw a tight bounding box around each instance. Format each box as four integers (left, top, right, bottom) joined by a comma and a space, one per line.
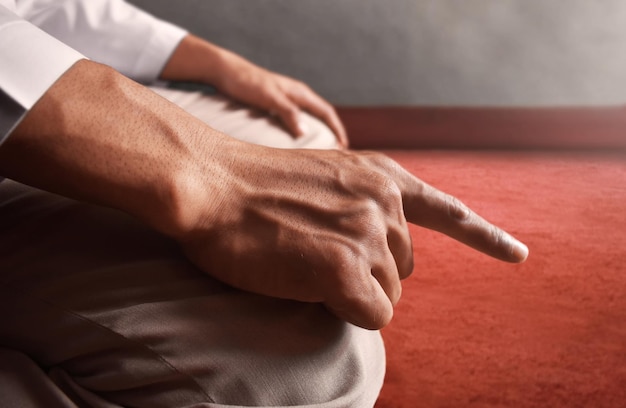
374, 150, 626, 408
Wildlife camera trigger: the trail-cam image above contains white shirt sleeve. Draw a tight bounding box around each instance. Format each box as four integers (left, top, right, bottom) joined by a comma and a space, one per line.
0, 2, 84, 144
1, 0, 189, 145
16, 0, 188, 83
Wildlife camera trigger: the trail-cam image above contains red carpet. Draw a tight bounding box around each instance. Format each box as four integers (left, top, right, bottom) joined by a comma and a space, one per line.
374, 150, 626, 408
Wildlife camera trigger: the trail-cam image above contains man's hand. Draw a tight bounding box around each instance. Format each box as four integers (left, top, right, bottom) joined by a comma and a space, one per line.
161, 34, 348, 147
1, 60, 527, 331
175, 142, 528, 330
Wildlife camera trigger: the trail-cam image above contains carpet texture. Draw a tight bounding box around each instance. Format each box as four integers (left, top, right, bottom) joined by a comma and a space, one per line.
374, 150, 626, 408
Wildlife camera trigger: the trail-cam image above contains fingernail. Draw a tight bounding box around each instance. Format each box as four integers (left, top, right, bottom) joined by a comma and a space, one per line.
511, 240, 529, 262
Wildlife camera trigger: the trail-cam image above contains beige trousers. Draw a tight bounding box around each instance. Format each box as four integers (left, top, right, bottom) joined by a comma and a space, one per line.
0, 89, 385, 407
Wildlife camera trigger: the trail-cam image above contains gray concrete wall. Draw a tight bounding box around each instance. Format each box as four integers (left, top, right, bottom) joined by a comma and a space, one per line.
130, 0, 626, 107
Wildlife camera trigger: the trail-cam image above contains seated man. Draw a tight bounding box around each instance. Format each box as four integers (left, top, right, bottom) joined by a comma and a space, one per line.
0, 1, 528, 407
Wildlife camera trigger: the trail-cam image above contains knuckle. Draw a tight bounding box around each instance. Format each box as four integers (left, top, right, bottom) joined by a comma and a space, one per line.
362, 153, 408, 183
370, 173, 403, 214
489, 226, 514, 257
362, 150, 387, 162
362, 199, 384, 224
297, 81, 312, 92
353, 206, 386, 246
328, 244, 372, 277
370, 152, 399, 170
293, 79, 313, 92
377, 174, 401, 196
289, 80, 310, 96
445, 194, 471, 221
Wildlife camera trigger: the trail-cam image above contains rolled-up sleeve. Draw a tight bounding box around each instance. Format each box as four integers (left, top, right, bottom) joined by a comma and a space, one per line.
0, 3, 84, 145
16, 0, 188, 83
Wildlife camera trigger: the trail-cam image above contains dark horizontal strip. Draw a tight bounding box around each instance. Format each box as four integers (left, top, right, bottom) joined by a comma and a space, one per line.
337, 106, 626, 150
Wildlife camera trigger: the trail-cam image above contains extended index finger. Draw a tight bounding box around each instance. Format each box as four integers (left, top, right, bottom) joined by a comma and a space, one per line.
399, 171, 528, 263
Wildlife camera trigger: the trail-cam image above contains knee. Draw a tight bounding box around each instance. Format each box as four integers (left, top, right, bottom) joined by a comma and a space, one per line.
198, 302, 386, 407
219, 318, 387, 407
318, 324, 386, 407
293, 111, 342, 150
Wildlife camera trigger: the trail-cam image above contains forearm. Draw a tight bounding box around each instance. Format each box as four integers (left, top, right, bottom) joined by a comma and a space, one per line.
158, 33, 274, 121
0, 59, 232, 238
160, 34, 262, 91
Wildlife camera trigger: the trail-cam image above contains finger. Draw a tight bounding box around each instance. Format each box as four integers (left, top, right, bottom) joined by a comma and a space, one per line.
272, 93, 304, 138
381, 161, 528, 263
320, 248, 394, 330
376, 177, 415, 279
371, 249, 403, 306
287, 88, 349, 148
324, 272, 394, 330
405, 180, 528, 263
386, 216, 414, 279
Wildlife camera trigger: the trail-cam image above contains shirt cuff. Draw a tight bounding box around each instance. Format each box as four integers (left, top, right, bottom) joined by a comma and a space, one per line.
132, 19, 188, 83
0, 7, 84, 144
16, 0, 188, 85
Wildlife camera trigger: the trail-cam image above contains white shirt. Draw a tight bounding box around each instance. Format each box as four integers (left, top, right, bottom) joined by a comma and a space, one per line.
0, 0, 187, 144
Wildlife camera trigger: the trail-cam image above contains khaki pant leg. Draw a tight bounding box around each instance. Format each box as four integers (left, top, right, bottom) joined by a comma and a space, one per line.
0, 348, 79, 408
150, 87, 340, 150
0, 180, 385, 407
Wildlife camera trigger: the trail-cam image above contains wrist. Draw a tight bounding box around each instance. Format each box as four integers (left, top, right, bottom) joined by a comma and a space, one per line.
0, 59, 231, 242
160, 34, 230, 86
155, 134, 237, 241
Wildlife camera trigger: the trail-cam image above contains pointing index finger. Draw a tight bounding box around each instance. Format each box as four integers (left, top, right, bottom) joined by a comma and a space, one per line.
403, 177, 529, 263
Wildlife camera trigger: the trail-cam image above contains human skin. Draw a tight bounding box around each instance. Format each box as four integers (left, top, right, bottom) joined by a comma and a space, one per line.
0, 60, 528, 330
160, 34, 349, 147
